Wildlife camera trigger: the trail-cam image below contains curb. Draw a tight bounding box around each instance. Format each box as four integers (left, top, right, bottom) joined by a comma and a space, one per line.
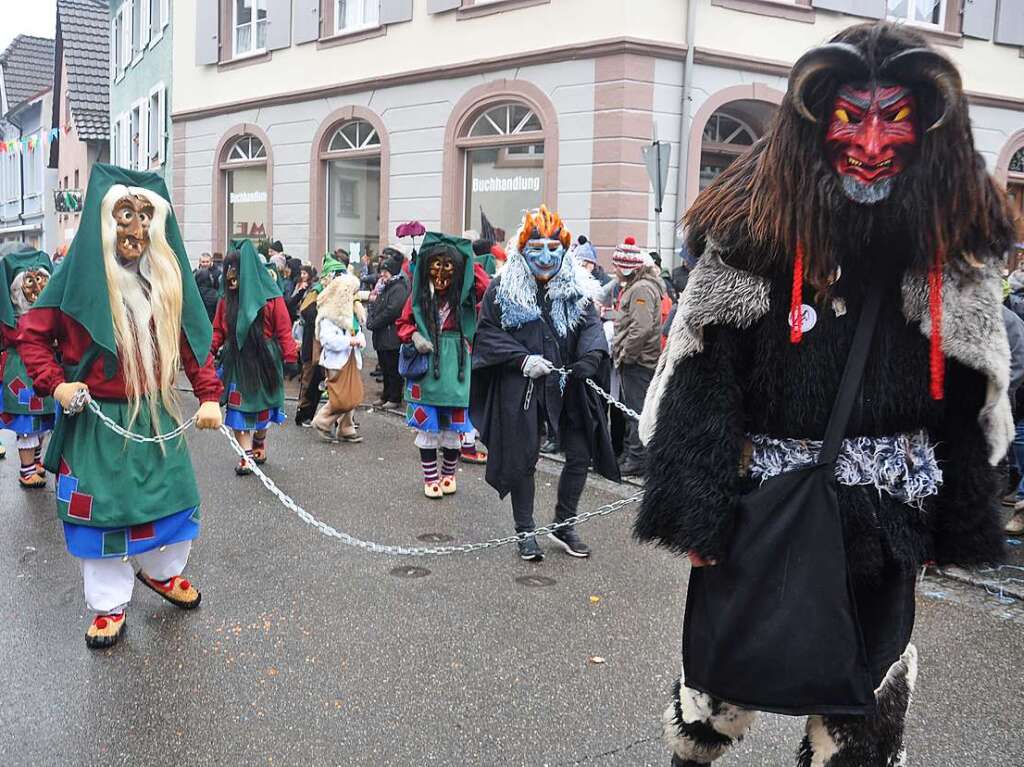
934, 564, 1024, 602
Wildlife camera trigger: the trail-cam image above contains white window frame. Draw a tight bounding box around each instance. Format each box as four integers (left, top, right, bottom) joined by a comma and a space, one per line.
149, 0, 170, 45
112, 5, 126, 82
147, 82, 166, 167
886, 0, 947, 29
334, 0, 381, 36
232, 0, 269, 59
128, 105, 141, 170
138, 97, 150, 171
111, 118, 120, 165
162, 0, 170, 30
23, 132, 42, 204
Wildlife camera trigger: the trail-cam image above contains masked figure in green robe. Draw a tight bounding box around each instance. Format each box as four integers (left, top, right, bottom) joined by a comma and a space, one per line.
18, 165, 224, 650
0, 248, 55, 488
210, 240, 298, 475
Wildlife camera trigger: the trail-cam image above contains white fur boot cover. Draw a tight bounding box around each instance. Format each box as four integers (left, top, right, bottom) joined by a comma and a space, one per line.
663, 669, 757, 764
797, 644, 918, 767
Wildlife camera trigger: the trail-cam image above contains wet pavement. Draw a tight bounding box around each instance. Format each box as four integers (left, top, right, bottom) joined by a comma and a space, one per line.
2, 391, 1023, 766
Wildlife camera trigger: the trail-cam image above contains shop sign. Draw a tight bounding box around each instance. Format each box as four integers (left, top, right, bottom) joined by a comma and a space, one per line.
229, 191, 268, 204
471, 176, 541, 193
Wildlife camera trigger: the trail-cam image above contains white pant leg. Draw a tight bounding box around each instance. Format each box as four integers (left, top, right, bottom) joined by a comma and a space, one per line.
439, 430, 462, 451
16, 434, 40, 450
81, 557, 135, 614
134, 540, 192, 582
414, 430, 442, 450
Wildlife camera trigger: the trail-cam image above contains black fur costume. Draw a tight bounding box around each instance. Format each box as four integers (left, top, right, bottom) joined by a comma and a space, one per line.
636, 23, 1015, 766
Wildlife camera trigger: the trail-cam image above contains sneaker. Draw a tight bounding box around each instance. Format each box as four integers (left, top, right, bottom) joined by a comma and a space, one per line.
1002, 491, 1021, 507
548, 527, 591, 558
517, 535, 544, 562
539, 439, 560, 454
618, 459, 645, 478
300, 421, 313, 428
381, 401, 402, 410
372, 398, 388, 407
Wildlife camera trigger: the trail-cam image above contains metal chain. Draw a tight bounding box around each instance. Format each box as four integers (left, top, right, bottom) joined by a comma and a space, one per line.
68, 373, 643, 556
85, 399, 197, 444
551, 366, 642, 421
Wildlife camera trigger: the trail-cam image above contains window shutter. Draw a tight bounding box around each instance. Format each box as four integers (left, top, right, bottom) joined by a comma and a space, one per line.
195, 0, 220, 65
157, 87, 166, 165
109, 20, 116, 80
138, 100, 149, 171
995, 1, 1024, 46
427, 0, 461, 14
122, 7, 132, 68
120, 114, 130, 168
811, 0, 885, 19
161, 0, 169, 29
150, 0, 162, 38
293, 0, 320, 43
962, 0, 998, 39
140, 0, 151, 49
266, 0, 293, 51
380, 0, 413, 24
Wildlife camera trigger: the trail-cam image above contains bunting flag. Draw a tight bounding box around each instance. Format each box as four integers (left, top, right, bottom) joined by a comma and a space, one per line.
0, 128, 63, 155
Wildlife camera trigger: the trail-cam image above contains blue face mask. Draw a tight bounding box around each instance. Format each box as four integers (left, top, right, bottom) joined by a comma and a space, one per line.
524, 240, 565, 283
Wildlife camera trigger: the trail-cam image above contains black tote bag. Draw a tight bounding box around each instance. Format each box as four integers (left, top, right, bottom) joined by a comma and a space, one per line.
681, 281, 883, 717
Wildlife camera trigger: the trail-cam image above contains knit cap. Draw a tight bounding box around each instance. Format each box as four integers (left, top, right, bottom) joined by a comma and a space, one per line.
611, 237, 644, 271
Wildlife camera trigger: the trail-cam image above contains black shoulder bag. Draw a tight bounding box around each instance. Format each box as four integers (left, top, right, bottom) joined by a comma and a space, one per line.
681, 279, 883, 717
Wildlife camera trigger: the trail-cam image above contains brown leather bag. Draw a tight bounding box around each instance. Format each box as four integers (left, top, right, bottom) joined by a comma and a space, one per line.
325, 355, 364, 413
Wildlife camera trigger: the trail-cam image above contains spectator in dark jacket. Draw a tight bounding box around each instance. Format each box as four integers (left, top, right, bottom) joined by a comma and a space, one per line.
193, 253, 220, 320
287, 265, 316, 321
365, 249, 409, 407
575, 236, 611, 286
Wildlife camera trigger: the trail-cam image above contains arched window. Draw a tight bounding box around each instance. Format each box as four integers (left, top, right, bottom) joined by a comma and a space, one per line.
218, 131, 271, 248
1010, 147, 1024, 175
1007, 146, 1024, 257
318, 116, 384, 261
456, 100, 547, 241
226, 135, 267, 163
698, 105, 773, 192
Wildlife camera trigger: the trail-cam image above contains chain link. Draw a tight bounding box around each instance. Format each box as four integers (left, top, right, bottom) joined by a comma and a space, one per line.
85, 399, 197, 444
550, 366, 642, 421
69, 374, 643, 556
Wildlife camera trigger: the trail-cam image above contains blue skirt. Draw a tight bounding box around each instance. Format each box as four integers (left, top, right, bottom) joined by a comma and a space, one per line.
62, 505, 200, 559
405, 403, 474, 434
0, 411, 55, 436
225, 406, 286, 431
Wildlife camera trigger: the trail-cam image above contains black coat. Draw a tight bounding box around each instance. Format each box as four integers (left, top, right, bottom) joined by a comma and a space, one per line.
365, 276, 409, 351
471, 279, 620, 496
193, 268, 219, 320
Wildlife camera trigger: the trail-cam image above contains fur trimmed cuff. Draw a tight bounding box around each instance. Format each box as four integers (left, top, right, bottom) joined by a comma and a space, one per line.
663, 678, 755, 764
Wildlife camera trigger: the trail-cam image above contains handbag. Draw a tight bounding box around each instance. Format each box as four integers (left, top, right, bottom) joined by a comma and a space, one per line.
325, 355, 364, 413
398, 342, 429, 381
681, 279, 883, 717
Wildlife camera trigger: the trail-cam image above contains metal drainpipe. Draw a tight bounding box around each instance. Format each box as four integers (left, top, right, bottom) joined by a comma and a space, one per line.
672, 0, 699, 268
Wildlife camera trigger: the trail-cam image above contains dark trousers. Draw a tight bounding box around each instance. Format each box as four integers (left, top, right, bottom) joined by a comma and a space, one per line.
510, 424, 592, 532
377, 348, 403, 403
296, 363, 325, 423
618, 363, 654, 465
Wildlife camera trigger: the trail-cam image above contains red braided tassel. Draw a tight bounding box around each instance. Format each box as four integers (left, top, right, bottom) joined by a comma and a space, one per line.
789, 242, 805, 344
928, 251, 944, 400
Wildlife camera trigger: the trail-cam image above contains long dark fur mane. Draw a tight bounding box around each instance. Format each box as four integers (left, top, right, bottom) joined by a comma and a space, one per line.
418, 243, 468, 383
685, 23, 1015, 291
223, 250, 279, 394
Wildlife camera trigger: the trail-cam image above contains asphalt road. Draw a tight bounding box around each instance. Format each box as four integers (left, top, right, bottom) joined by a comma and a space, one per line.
2, 403, 1023, 766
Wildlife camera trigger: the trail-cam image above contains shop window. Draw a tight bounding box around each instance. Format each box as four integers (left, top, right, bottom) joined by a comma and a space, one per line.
335, 0, 380, 33
322, 119, 382, 261
223, 134, 269, 243
887, 0, 945, 28
460, 101, 545, 242
233, 0, 268, 57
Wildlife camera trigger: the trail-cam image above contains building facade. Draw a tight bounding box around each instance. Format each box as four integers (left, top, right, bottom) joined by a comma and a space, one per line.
0, 36, 58, 252
109, 0, 172, 182
50, 0, 110, 250
170, 0, 1024, 267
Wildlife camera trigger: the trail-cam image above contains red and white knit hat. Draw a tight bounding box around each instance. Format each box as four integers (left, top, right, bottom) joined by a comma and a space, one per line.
612, 237, 645, 271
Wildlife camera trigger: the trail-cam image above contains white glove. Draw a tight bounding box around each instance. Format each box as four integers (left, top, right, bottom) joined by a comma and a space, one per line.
521, 355, 554, 379
411, 331, 434, 354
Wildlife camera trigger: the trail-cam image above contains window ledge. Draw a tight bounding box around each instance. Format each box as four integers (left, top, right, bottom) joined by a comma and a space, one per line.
218, 50, 272, 71
457, 0, 550, 19
317, 25, 386, 49
710, 0, 814, 24
888, 22, 963, 48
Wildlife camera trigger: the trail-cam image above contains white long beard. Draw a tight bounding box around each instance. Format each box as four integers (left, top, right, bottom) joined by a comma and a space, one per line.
112, 254, 158, 394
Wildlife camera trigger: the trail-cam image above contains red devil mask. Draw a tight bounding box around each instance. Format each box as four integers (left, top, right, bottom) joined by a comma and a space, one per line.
825, 83, 918, 204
